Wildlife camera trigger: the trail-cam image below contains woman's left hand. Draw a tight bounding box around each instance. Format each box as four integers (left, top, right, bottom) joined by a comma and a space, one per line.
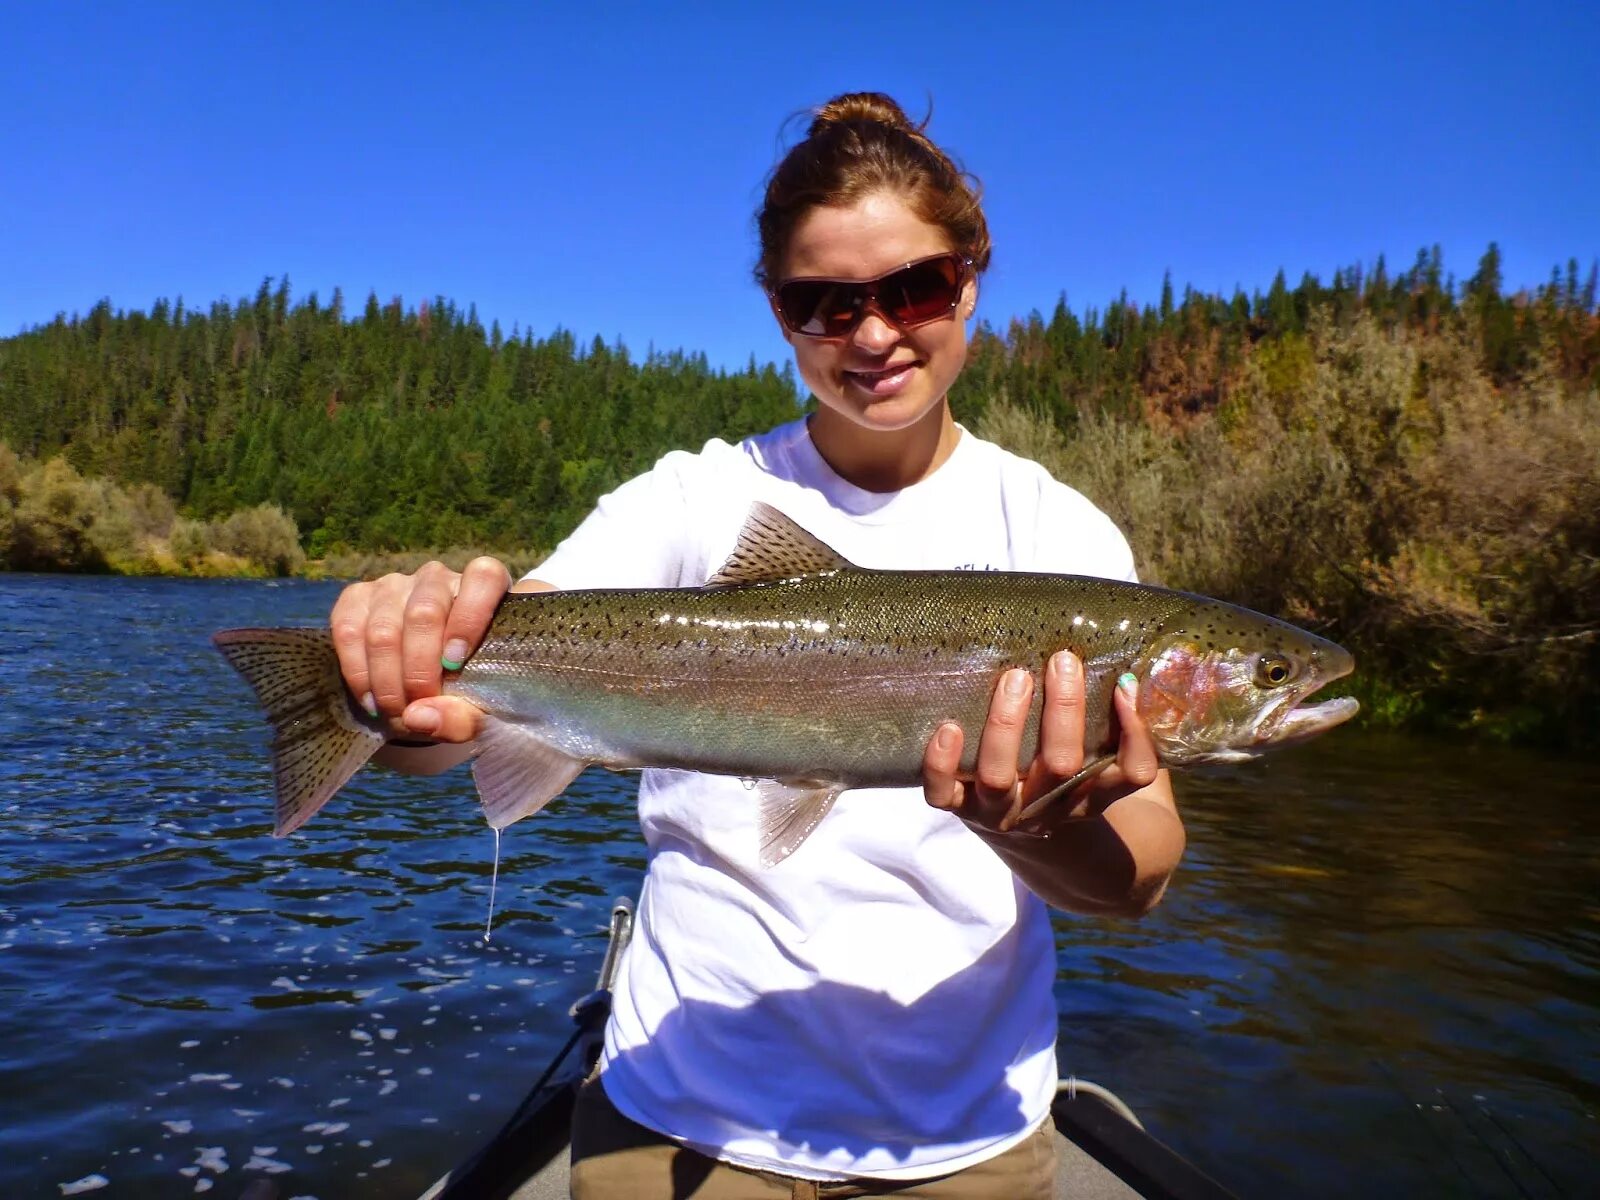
923, 651, 1184, 915
922, 651, 1161, 835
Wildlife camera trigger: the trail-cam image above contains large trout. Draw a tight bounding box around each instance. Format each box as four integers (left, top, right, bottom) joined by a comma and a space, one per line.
215, 503, 1357, 864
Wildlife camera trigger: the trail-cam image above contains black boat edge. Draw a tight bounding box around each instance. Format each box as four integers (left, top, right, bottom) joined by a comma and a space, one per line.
420, 897, 1237, 1200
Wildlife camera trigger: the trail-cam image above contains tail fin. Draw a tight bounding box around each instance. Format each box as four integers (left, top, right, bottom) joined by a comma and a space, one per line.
213, 628, 386, 835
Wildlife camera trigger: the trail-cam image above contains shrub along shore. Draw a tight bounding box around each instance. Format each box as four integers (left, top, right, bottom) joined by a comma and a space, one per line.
2, 249, 1595, 745
0, 447, 548, 580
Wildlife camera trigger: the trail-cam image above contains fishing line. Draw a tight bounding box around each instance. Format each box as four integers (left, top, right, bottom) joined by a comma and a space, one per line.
483, 828, 501, 944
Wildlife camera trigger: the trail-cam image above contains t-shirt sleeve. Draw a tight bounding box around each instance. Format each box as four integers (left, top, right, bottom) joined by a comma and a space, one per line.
1032, 475, 1140, 583
524, 453, 693, 590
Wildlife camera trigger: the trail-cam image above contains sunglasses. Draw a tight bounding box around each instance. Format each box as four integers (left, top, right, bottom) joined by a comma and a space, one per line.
771, 252, 973, 340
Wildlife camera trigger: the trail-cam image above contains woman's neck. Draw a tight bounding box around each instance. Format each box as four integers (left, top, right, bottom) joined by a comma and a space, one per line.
807, 404, 961, 493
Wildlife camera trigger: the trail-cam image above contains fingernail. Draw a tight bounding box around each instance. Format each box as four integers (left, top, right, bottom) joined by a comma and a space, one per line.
405, 704, 441, 735
935, 725, 956, 751
360, 691, 379, 718
1118, 672, 1139, 698
441, 640, 469, 672
1054, 651, 1078, 679
1004, 669, 1029, 699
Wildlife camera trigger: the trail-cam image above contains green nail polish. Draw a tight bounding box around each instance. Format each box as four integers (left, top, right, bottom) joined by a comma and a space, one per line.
442, 639, 469, 672
1118, 672, 1138, 694
361, 691, 379, 718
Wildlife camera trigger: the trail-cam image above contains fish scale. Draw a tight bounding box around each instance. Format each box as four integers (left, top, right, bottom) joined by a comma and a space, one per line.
458, 571, 1189, 783
215, 503, 1357, 865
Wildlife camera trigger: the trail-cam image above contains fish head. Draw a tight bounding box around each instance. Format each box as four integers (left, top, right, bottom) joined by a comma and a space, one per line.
1133, 602, 1359, 766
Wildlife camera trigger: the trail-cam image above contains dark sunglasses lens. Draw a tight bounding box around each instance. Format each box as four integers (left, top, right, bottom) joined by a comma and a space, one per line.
777, 281, 861, 338
880, 257, 962, 325
777, 256, 963, 337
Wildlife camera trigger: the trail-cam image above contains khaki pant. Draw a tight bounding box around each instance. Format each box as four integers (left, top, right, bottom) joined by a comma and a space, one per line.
570, 1073, 1057, 1200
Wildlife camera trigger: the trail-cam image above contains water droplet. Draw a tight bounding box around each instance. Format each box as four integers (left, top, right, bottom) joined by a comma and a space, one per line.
483, 828, 502, 944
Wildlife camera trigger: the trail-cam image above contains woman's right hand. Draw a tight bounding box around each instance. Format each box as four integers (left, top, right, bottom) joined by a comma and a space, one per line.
329, 556, 521, 743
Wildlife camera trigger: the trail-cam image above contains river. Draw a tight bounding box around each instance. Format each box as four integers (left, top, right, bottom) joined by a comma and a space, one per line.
2, 575, 1594, 1197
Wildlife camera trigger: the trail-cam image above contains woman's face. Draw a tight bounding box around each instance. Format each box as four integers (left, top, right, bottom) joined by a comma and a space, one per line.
773, 191, 976, 439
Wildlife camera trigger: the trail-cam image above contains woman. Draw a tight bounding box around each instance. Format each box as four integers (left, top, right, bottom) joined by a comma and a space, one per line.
333, 93, 1184, 1198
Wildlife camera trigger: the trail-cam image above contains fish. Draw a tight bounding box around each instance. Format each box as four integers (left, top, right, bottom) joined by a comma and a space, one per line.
213, 502, 1358, 865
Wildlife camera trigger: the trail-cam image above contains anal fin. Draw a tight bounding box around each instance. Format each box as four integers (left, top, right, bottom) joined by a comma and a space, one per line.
470, 717, 588, 830
755, 779, 845, 867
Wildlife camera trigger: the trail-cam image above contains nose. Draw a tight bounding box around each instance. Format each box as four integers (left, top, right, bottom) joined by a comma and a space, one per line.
850, 306, 901, 353
1312, 638, 1356, 682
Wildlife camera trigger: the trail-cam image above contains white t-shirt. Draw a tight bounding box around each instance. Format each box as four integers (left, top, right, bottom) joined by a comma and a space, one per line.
530, 417, 1136, 1180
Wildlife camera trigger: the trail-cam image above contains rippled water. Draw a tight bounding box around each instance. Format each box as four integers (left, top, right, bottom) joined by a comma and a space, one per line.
3, 576, 1595, 1197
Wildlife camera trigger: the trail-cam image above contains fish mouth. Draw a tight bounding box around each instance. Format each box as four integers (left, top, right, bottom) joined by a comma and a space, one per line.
1262, 693, 1360, 747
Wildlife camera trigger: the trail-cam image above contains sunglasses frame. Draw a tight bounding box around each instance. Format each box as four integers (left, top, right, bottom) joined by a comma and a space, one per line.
769, 251, 975, 340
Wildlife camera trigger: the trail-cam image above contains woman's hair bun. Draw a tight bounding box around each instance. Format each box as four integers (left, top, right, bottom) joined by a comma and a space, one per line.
808, 92, 918, 138
757, 90, 991, 286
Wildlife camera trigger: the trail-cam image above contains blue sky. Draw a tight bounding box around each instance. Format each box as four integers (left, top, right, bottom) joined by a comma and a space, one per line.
3, 2, 1595, 374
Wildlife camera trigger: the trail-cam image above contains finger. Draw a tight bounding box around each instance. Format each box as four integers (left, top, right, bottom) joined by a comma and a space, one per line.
1112, 673, 1160, 789
401, 696, 485, 744
400, 561, 462, 704
1035, 651, 1087, 780
330, 582, 378, 716
440, 556, 514, 670
922, 723, 967, 811
968, 669, 1033, 828
364, 573, 415, 718
976, 669, 1032, 792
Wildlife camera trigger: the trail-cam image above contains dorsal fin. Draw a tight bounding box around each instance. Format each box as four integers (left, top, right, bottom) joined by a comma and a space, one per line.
706, 502, 855, 587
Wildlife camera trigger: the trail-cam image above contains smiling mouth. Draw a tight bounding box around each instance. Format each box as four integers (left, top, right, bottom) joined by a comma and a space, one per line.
845, 362, 918, 390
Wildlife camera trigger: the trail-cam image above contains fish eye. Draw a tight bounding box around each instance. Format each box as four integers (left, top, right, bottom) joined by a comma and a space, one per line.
1255, 654, 1297, 688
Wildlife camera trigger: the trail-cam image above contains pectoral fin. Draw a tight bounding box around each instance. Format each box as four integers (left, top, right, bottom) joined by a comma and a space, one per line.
755, 779, 845, 867
470, 717, 588, 830
1014, 754, 1116, 823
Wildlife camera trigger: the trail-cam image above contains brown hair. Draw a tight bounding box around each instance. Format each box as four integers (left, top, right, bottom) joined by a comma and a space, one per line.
754, 92, 992, 288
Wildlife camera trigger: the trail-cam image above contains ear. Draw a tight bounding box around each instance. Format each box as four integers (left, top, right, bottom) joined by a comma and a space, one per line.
961, 276, 978, 319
